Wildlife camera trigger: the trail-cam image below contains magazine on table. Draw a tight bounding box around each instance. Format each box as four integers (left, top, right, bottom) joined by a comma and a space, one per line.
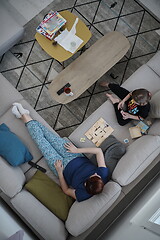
36, 10, 66, 40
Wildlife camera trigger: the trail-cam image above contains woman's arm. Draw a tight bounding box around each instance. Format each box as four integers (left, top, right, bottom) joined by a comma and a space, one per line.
54, 160, 76, 199
64, 142, 106, 168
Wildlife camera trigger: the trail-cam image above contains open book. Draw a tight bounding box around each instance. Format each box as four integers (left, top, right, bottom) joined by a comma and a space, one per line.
129, 120, 150, 139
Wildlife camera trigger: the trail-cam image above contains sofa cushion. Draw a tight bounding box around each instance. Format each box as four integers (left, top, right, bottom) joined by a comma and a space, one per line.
65, 181, 121, 236
146, 51, 160, 77
0, 123, 33, 166
112, 135, 160, 186
0, 73, 23, 116
122, 64, 160, 95
25, 170, 74, 221
0, 157, 25, 198
89, 135, 126, 177
0, 5, 24, 56
149, 90, 160, 118
148, 119, 160, 136
11, 189, 68, 240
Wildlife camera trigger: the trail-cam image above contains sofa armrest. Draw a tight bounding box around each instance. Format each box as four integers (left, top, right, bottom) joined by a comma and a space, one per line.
112, 135, 160, 186
0, 157, 25, 198
65, 181, 121, 236
11, 189, 68, 240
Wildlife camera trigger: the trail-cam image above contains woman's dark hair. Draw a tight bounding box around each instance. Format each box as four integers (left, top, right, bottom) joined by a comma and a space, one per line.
85, 176, 104, 195
132, 89, 151, 105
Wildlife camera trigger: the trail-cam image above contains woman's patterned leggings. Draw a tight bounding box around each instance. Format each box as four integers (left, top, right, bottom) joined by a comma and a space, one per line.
26, 120, 83, 176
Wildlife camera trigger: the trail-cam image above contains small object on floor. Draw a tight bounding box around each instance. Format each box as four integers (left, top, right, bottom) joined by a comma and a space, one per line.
57, 83, 71, 95
124, 138, 129, 144
28, 161, 46, 173
80, 137, 86, 142
110, 73, 118, 79
110, 2, 117, 8
13, 52, 23, 59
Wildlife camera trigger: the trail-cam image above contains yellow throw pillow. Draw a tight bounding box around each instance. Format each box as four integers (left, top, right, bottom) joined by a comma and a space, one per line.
25, 170, 74, 221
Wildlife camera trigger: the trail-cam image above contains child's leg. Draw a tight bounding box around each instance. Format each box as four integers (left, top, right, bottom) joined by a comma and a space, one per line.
113, 103, 131, 126
109, 83, 130, 100
35, 121, 83, 159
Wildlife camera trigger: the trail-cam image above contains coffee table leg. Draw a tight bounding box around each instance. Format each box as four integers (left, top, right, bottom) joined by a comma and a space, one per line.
62, 61, 65, 69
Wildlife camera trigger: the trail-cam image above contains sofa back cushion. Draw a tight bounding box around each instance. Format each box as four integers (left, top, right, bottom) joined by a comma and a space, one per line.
122, 64, 160, 95
146, 51, 160, 77
149, 90, 160, 118
112, 135, 160, 186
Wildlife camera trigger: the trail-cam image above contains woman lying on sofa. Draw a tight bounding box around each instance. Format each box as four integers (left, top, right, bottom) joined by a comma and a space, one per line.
12, 103, 109, 202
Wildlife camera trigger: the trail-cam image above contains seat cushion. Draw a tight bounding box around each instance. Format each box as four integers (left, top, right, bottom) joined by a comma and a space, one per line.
0, 157, 25, 198
0, 74, 23, 117
25, 170, 74, 221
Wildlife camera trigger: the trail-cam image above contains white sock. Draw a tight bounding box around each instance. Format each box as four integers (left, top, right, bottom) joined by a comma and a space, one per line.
13, 103, 30, 115
12, 106, 22, 118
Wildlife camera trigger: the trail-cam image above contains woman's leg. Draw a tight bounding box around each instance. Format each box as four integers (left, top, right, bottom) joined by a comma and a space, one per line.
15, 110, 83, 175
34, 121, 83, 160
25, 119, 63, 176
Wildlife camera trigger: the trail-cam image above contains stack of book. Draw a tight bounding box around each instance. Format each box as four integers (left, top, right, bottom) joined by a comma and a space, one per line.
36, 11, 67, 40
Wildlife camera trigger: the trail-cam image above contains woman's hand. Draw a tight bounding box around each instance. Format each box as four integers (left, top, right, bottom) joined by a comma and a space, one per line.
118, 100, 125, 110
54, 160, 63, 173
64, 142, 78, 153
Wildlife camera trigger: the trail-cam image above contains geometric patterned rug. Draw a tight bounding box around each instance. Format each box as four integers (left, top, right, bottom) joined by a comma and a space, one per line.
0, 0, 160, 137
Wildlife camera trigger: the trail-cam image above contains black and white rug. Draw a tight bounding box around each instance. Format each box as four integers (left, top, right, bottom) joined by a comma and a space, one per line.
0, 0, 160, 137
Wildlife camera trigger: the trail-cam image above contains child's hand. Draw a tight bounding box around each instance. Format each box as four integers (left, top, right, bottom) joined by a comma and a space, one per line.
64, 142, 78, 153
121, 111, 130, 120
118, 100, 125, 110
54, 160, 63, 173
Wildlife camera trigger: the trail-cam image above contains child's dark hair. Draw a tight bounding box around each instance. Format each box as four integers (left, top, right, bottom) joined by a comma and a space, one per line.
85, 176, 104, 195
132, 88, 151, 105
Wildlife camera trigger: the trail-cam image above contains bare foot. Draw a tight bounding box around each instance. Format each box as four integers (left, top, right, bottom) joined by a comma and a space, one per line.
106, 93, 120, 104
99, 81, 109, 87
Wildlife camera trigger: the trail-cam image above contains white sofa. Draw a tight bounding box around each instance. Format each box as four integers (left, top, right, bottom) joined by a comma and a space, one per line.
0, 51, 160, 240
0, 1, 24, 56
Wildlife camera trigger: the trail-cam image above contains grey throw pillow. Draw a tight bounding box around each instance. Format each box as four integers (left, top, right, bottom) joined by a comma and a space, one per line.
90, 135, 126, 179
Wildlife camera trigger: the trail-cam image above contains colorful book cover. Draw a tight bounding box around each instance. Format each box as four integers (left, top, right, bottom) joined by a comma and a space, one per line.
41, 12, 66, 35
136, 121, 149, 134
36, 11, 66, 40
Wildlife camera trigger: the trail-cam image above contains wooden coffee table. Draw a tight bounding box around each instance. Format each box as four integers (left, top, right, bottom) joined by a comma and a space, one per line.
35, 10, 92, 62
49, 31, 130, 104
